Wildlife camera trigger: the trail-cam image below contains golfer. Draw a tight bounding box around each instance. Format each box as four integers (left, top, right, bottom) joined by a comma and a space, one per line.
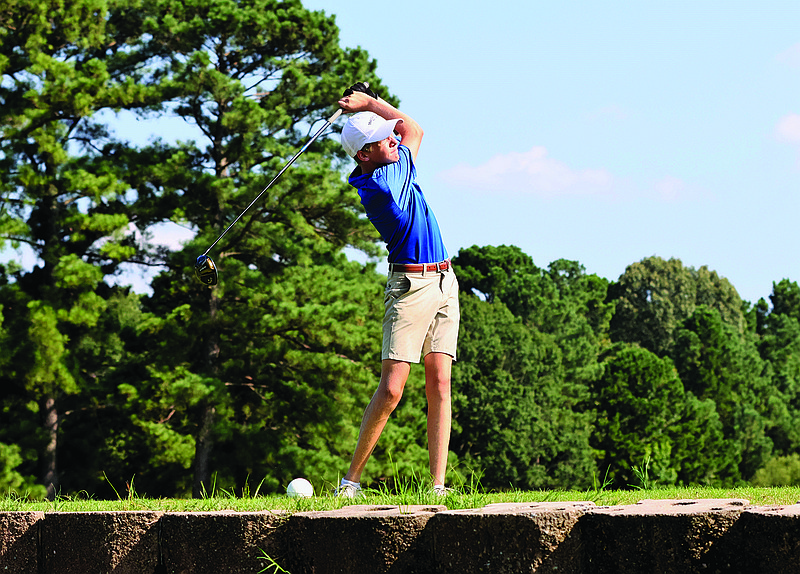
335, 84, 460, 497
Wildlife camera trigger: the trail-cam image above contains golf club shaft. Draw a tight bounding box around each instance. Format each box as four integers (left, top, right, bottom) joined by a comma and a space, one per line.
202, 107, 344, 257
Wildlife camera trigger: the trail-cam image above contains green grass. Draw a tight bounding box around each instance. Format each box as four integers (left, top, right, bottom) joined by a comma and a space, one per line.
2, 484, 799, 513
1, 466, 796, 512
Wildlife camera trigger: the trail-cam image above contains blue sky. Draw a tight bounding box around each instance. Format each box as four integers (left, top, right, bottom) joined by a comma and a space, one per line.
305, 0, 800, 304
2, 1, 798, 304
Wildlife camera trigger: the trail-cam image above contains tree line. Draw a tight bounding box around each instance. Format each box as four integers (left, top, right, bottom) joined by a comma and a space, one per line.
2, 0, 800, 499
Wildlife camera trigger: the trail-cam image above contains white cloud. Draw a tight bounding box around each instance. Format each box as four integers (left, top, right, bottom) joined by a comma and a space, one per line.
777, 43, 800, 68
776, 113, 800, 144
653, 176, 687, 201
436, 146, 614, 198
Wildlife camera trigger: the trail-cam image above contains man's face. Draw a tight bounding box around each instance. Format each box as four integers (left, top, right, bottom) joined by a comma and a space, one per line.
363, 134, 399, 166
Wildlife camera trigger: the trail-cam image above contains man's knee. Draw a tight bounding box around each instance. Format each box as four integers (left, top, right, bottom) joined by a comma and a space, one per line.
376, 381, 405, 408
378, 359, 411, 408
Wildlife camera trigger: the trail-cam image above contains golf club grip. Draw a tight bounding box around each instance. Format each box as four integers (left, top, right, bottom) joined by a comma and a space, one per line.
328, 108, 344, 123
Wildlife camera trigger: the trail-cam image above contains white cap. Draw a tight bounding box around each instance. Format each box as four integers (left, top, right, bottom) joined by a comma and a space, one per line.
341, 112, 402, 157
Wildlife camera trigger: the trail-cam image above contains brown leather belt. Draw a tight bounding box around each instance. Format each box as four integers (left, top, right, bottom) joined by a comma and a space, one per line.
389, 259, 451, 273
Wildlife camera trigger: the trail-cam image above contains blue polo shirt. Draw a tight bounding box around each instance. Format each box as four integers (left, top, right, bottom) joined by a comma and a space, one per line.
348, 145, 448, 265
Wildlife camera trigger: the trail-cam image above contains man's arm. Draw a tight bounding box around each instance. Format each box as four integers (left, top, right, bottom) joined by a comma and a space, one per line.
338, 91, 424, 162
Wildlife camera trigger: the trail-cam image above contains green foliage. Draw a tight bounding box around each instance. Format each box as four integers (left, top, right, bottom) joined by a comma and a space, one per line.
451, 296, 596, 490
122, 0, 397, 496
451, 245, 605, 490
0, 0, 181, 497
669, 392, 728, 485
673, 306, 773, 480
608, 256, 746, 357
591, 344, 685, 487
601, 257, 782, 486
0, 442, 48, 499
0, 0, 399, 498
752, 455, 800, 487
769, 279, 800, 321
757, 280, 800, 456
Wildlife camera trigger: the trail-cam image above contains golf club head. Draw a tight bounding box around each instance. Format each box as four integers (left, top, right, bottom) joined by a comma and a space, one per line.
194, 255, 218, 286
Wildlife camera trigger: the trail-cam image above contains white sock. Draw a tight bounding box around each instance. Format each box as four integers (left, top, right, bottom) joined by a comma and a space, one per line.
340, 478, 360, 488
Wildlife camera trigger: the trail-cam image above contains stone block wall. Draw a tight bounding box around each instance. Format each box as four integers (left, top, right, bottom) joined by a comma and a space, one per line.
2, 499, 799, 573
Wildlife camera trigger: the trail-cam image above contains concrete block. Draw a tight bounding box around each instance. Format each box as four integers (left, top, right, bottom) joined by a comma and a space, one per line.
705, 503, 800, 574
160, 510, 288, 574
582, 498, 749, 574
430, 501, 595, 574
285, 504, 445, 574
41, 511, 162, 574
0, 511, 43, 573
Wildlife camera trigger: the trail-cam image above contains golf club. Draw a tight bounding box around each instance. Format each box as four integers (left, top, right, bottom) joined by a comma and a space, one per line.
194, 107, 344, 286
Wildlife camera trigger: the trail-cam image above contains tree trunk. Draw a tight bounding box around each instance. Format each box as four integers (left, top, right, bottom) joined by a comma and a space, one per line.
42, 395, 59, 499
192, 404, 216, 497
192, 290, 221, 498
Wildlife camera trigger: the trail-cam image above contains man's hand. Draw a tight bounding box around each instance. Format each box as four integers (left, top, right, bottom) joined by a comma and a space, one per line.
342, 82, 377, 99
338, 90, 379, 114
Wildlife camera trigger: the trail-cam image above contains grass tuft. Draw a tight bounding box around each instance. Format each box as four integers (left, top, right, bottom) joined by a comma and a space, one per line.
258, 549, 291, 574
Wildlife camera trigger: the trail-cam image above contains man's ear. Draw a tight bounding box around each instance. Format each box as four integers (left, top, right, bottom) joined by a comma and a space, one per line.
355, 149, 369, 162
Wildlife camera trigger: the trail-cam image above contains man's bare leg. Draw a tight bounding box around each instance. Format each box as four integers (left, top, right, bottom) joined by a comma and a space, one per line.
344, 359, 411, 483
424, 352, 453, 486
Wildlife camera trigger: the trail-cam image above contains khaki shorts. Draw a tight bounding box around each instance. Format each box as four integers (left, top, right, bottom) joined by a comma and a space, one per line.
382, 267, 460, 362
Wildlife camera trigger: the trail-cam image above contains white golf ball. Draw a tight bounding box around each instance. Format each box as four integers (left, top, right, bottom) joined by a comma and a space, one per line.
286, 477, 314, 498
